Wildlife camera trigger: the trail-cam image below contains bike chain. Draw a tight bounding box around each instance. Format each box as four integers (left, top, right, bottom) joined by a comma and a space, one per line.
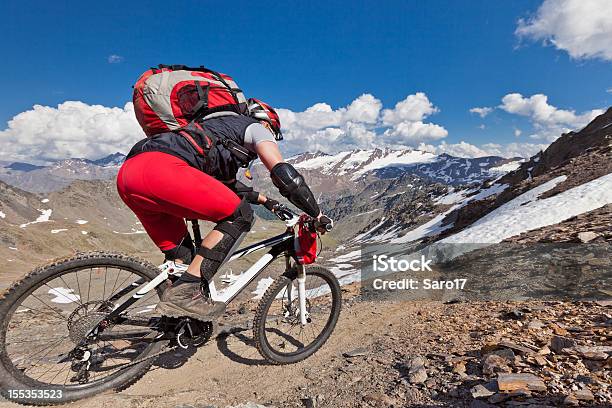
108, 337, 178, 371
94, 319, 215, 372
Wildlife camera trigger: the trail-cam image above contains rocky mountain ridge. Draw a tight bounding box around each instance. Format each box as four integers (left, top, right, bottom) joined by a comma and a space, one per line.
0, 152, 126, 193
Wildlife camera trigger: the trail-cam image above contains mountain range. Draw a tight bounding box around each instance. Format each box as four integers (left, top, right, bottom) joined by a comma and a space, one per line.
0, 108, 611, 292
0, 152, 125, 193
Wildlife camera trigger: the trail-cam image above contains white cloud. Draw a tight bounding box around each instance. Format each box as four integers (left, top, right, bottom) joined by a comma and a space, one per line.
478, 124, 486, 130
607, 88, 612, 94
3, 91, 598, 164
499, 93, 604, 141
514, 128, 522, 137
420, 141, 548, 159
383, 121, 448, 145
278, 92, 447, 155
480, 142, 548, 158
470, 107, 493, 118
0, 101, 144, 163
107, 54, 124, 64
381, 92, 438, 125
516, 0, 612, 61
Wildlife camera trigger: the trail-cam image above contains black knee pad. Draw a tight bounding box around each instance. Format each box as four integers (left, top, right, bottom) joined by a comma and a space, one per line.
162, 233, 195, 264
197, 199, 254, 282
216, 198, 255, 236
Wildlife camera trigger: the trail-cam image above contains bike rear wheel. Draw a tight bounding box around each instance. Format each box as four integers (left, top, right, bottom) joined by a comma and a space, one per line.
0, 252, 169, 406
253, 266, 341, 364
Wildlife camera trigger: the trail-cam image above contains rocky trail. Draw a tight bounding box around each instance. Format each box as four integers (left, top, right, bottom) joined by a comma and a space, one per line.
2, 287, 609, 408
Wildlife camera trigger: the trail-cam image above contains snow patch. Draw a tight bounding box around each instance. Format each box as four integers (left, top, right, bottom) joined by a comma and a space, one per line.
220, 271, 240, 285
48, 287, 80, 304
112, 230, 146, 235
391, 208, 456, 243
19, 209, 53, 228
488, 161, 522, 175
329, 263, 358, 279
353, 218, 386, 242
41, 198, 50, 203
351, 150, 437, 179
76, 220, 88, 225
51, 229, 68, 234
0, 211, 5, 219
434, 189, 468, 205
251, 277, 275, 299
293, 149, 437, 179
442, 174, 612, 244
329, 249, 361, 263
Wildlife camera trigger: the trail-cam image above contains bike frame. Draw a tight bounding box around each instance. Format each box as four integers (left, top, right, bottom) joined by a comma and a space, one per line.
106, 213, 309, 324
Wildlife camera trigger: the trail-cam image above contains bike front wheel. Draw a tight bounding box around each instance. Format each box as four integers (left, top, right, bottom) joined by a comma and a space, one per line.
253, 266, 341, 364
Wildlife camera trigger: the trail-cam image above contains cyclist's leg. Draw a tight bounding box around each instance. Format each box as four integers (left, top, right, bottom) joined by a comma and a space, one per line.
118, 158, 194, 264
117, 152, 253, 291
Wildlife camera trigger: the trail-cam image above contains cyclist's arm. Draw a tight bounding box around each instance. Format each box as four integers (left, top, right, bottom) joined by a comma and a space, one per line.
255, 140, 283, 170
255, 141, 321, 218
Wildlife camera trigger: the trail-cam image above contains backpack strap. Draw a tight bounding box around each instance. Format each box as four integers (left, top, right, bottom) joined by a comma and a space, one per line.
177, 130, 205, 156
188, 82, 210, 117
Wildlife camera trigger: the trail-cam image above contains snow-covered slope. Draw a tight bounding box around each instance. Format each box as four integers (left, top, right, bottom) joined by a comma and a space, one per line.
290, 148, 517, 185
292, 149, 437, 178
441, 173, 612, 243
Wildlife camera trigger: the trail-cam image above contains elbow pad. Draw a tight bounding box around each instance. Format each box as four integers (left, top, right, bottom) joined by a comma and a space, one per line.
270, 162, 320, 217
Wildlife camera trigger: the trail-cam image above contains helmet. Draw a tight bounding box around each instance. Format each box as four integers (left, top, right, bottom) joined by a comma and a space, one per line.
248, 98, 282, 141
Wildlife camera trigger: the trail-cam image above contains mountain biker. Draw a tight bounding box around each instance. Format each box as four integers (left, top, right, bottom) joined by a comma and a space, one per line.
117, 98, 332, 319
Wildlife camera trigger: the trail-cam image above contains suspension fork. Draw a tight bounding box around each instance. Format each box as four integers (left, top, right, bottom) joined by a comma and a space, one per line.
296, 264, 308, 325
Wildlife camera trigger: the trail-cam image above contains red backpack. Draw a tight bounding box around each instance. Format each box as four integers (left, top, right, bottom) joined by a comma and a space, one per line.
133, 64, 248, 136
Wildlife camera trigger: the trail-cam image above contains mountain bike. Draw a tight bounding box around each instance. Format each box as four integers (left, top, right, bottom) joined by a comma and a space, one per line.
0, 206, 341, 405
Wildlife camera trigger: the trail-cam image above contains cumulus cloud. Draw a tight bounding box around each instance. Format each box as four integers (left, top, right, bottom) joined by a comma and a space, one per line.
278, 92, 447, 155
419, 141, 548, 159
107, 54, 124, 64
514, 128, 522, 137
0, 101, 144, 163
516, 0, 612, 61
469, 107, 493, 118
499, 93, 604, 141
381, 93, 438, 125
4, 91, 594, 164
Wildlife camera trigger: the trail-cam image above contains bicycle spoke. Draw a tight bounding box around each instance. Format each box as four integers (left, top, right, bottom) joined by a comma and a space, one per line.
102, 267, 108, 301
2, 257, 167, 390
87, 268, 92, 304
29, 293, 69, 321
261, 272, 337, 357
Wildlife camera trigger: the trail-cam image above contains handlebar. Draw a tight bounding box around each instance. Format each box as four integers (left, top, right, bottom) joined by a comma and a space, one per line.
310, 217, 333, 232
272, 204, 333, 232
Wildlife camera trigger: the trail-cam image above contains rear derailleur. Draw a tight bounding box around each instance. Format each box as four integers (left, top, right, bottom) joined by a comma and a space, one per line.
69, 347, 93, 384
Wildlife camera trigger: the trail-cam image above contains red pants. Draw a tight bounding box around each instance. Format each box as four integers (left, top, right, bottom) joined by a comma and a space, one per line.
117, 152, 241, 251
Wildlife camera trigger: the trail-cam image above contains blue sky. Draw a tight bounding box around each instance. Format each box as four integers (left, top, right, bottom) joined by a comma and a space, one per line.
1, 0, 611, 161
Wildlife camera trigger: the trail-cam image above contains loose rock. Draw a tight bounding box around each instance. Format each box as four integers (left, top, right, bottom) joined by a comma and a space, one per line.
482, 354, 511, 376
470, 384, 495, 399
342, 347, 368, 358
575, 387, 594, 401
573, 345, 611, 360
577, 231, 598, 243
496, 373, 546, 392
550, 335, 577, 354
